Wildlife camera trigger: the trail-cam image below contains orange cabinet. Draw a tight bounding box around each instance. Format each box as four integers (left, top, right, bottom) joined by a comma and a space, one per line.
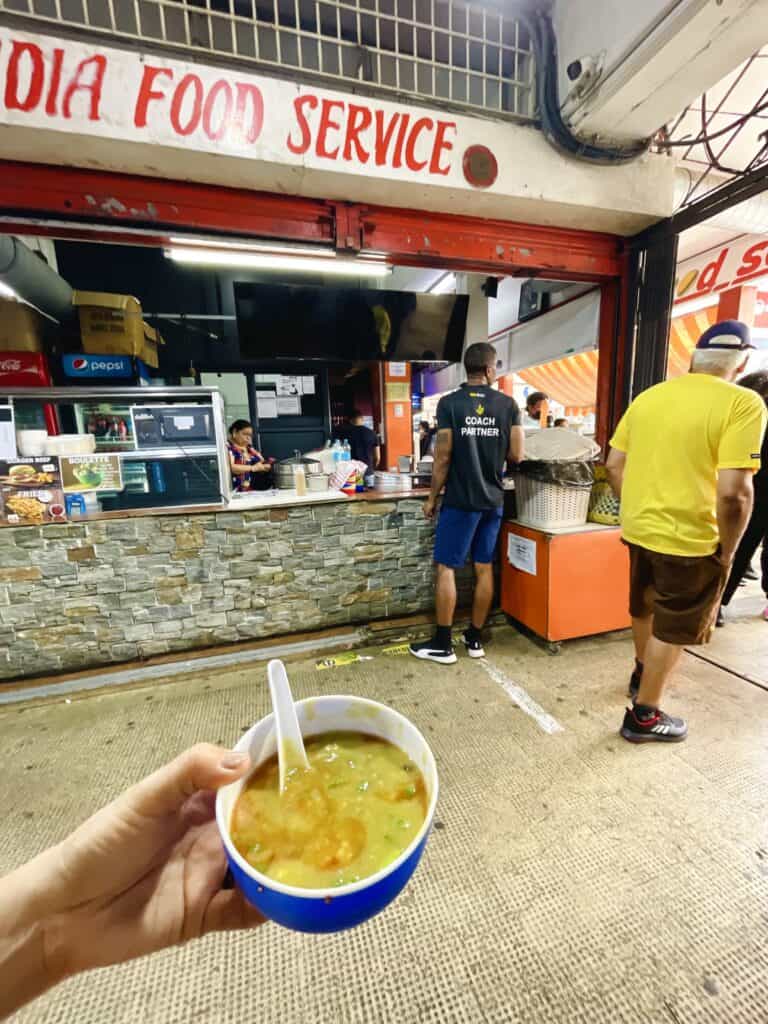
500, 521, 631, 645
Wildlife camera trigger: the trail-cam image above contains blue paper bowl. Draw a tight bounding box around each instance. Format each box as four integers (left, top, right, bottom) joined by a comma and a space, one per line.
216, 695, 438, 933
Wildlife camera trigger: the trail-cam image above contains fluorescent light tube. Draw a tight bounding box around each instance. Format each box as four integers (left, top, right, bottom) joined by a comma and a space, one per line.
165, 247, 391, 277
168, 236, 332, 258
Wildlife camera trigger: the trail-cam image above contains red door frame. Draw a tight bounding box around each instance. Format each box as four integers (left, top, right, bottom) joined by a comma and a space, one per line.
0, 160, 628, 446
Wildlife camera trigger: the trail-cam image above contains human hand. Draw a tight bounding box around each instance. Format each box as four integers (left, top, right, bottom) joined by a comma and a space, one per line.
423, 498, 436, 520
37, 744, 263, 980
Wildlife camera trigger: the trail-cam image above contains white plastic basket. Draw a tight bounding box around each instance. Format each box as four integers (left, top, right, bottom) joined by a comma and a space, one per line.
513, 474, 591, 530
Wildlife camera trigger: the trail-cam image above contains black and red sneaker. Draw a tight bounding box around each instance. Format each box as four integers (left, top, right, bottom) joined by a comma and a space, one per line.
620, 705, 688, 744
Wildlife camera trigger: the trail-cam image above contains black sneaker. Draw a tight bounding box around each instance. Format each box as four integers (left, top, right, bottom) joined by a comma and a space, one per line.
409, 638, 457, 665
461, 631, 485, 659
628, 661, 643, 700
715, 607, 725, 628
620, 706, 688, 743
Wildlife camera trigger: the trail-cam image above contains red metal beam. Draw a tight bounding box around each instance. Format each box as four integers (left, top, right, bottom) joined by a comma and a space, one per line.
595, 249, 635, 454
0, 161, 623, 280
358, 205, 623, 280
0, 162, 336, 245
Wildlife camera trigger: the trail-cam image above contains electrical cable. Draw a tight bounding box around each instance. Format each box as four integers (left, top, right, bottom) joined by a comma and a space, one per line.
659, 98, 768, 147
520, 8, 651, 164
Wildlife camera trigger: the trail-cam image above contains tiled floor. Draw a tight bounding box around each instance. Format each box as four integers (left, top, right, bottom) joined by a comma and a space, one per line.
2, 586, 767, 1023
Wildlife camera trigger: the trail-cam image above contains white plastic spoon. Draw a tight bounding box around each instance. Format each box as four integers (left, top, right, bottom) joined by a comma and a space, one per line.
267, 658, 310, 792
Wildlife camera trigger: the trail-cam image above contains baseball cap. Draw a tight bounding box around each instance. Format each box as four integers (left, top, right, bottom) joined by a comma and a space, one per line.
696, 319, 755, 351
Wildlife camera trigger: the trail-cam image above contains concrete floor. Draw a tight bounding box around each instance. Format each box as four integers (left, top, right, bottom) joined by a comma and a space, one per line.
1, 583, 767, 1024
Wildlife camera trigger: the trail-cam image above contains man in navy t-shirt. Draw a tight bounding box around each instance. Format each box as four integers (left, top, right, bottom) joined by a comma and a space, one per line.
410, 342, 523, 664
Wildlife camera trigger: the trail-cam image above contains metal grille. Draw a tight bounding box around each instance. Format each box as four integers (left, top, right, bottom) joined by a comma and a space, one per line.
0, 0, 536, 120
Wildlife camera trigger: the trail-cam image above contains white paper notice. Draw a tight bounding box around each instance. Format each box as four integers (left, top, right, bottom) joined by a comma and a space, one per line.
389, 362, 407, 377
0, 406, 16, 460
393, 404, 404, 418
257, 392, 278, 419
277, 396, 301, 416
277, 376, 301, 396
301, 376, 316, 395
507, 533, 537, 576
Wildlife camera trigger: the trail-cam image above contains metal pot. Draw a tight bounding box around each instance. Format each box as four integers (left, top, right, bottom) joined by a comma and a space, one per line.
307, 472, 330, 492
275, 456, 323, 490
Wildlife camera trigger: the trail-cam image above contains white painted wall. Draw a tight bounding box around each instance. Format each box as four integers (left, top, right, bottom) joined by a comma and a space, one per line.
501, 291, 600, 375
0, 26, 676, 236
554, 0, 768, 142
488, 278, 522, 338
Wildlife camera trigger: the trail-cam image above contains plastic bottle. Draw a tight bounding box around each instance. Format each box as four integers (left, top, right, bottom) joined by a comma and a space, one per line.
294, 464, 307, 497
332, 439, 342, 465
342, 439, 351, 461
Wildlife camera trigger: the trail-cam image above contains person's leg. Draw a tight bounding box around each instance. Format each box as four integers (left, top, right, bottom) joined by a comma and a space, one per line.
626, 546, 654, 698
635, 636, 684, 708
462, 509, 503, 657
622, 551, 725, 743
721, 512, 764, 607
471, 563, 494, 630
435, 563, 457, 628
468, 509, 502, 629
410, 506, 476, 663
632, 596, 654, 662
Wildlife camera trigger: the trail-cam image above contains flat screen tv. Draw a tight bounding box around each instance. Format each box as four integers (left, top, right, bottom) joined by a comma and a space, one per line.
234, 282, 468, 363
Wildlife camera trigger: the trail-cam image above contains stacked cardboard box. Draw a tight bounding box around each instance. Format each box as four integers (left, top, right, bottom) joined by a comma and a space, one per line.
0, 297, 46, 353
73, 292, 163, 368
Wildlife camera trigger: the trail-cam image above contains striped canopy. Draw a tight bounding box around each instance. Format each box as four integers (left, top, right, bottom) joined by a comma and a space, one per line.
515, 306, 717, 415
518, 350, 599, 415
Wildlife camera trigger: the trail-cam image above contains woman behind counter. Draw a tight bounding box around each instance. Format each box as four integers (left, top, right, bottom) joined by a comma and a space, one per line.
227, 420, 272, 491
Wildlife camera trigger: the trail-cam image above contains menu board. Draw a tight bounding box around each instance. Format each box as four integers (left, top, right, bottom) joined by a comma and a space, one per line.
60, 455, 124, 493
0, 457, 65, 524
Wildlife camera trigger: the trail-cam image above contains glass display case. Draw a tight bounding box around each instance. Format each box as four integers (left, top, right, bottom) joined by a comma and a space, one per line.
0, 386, 230, 518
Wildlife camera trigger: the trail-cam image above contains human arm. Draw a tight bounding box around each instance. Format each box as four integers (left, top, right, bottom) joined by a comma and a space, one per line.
228, 452, 253, 476
372, 445, 381, 470
506, 400, 524, 466
715, 393, 766, 562
606, 407, 631, 497
424, 428, 452, 519
229, 449, 270, 475
507, 426, 524, 466
606, 447, 627, 498
0, 744, 263, 1019
716, 469, 754, 565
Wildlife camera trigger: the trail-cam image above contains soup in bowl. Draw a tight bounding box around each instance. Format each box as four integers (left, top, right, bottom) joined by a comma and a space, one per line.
216, 695, 438, 932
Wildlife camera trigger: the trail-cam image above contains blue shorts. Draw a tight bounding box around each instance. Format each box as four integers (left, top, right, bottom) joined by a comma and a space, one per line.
433, 505, 503, 568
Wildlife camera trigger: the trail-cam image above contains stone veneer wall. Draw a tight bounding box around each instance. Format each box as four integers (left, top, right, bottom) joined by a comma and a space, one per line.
0, 497, 473, 681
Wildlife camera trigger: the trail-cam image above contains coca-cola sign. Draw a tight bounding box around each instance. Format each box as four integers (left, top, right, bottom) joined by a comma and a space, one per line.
0, 352, 50, 384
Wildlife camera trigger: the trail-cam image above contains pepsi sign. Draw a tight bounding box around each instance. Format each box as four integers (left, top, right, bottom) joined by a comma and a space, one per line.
63, 354, 134, 378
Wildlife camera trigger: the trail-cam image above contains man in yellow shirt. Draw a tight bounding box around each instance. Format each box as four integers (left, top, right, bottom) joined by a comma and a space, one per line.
607, 319, 767, 743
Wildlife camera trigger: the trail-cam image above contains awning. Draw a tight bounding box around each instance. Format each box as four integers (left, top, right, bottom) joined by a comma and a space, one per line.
667, 307, 716, 377
518, 350, 598, 415
515, 306, 715, 415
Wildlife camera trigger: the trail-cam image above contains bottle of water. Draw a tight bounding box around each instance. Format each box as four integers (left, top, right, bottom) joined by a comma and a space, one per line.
342, 439, 351, 461
332, 439, 342, 465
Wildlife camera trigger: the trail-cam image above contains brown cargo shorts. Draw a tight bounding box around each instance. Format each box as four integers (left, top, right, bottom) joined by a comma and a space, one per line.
626, 543, 729, 646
